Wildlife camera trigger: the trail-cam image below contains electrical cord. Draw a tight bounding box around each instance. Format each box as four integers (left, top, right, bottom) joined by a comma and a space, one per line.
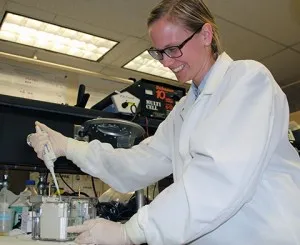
130, 104, 138, 122
145, 116, 149, 137
59, 173, 75, 193
64, 191, 90, 197
91, 176, 98, 198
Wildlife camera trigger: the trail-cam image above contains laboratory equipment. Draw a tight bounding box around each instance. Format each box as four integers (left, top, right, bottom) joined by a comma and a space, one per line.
30, 195, 54, 240
10, 180, 37, 229
0, 173, 9, 192
31, 195, 97, 241
39, 200, 70, 241
68, 196, 97, 226
77, 117, 146, 210
92, 78, 186, 119
37, 173, 47, 196
111, 91, 140, 115
0, 184, 15, 235
2, 174, 9, 189
0, 205, 14, 236
0, 92, 161, 174
77, 117, 145, 149
36, 125, 61, 198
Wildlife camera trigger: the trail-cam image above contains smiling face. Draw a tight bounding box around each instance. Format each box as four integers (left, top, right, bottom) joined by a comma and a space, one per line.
148, 16, 215, 85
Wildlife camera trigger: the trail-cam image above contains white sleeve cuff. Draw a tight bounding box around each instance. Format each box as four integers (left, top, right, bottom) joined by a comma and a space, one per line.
66, 138, 89, 167
124, 211, 147, 244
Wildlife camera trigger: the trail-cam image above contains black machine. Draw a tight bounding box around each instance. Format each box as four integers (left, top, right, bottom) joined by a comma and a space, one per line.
92, 79, 186, 120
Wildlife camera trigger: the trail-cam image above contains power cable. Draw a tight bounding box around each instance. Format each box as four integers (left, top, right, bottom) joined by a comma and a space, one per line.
59, 173, 75, 193
130, 104, 138, 122
91, 176, 98, 198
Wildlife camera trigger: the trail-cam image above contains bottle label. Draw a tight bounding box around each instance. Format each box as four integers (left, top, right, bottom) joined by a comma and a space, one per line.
0, 213, 11, 221
10, 206, 29, 226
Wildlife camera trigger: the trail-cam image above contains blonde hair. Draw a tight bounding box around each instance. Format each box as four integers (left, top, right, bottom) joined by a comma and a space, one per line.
147, 0, 221, 55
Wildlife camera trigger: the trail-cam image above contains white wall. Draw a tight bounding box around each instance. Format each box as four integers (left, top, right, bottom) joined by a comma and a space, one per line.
0, 56, 131, 108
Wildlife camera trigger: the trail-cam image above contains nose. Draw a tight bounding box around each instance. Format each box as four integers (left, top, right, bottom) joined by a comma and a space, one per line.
160, 54, 175, 68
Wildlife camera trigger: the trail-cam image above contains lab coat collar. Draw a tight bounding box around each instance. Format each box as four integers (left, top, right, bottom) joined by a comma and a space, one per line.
201, 52, 233, 95
179, 52, 233, 120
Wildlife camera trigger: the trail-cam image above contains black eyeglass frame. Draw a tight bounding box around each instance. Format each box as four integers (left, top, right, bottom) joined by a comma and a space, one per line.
147, 24, 204, 61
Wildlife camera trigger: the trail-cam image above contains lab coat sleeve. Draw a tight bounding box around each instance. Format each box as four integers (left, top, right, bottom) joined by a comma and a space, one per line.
65, 110, 175, 193
126, 63, 288, 244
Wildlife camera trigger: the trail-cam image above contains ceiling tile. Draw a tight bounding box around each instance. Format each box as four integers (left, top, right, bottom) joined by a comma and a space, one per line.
36, 0, 160, 38
107, 37, 150, 66
9, 0, 38, 7
205, 0, 300, 46
0, 7, 5, 22
142, 33, 151, 42
5, 2, 55, 21
216, 18, 285, 61
261, 49, 300, 86
292, 42, 300, 52
0, 0, 6, 11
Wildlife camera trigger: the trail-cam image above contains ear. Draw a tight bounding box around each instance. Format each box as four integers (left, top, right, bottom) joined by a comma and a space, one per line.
200, 23, 213, 46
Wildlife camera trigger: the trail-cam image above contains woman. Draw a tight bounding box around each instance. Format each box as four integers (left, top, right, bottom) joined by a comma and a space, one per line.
30, 0, 300, 244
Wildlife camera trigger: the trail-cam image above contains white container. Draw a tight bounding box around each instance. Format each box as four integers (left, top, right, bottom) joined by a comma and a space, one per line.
39, 201, 70, 241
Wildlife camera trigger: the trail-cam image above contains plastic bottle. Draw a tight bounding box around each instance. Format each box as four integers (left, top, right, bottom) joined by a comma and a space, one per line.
23, 180, 38, 197
21, 180, 38, 233
0, 187, 14, 236
10, 180, 38, 230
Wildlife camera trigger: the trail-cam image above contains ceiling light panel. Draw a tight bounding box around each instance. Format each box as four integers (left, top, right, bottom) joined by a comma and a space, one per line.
124, 51, 178, 81
0, 13, 118, 61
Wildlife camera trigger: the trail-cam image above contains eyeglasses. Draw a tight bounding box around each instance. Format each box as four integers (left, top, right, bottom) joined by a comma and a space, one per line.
147, 25, 204, 61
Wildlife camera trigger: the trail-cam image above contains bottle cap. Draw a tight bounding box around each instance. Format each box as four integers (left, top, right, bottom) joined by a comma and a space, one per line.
25, 180, 36, 185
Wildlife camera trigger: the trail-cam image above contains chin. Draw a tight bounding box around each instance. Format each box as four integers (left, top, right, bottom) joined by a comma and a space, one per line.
175, 71, 190, 84
176, 76, 189, 84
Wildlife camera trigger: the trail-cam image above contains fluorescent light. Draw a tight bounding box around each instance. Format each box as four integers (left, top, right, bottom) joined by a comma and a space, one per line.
124, 51, 192, 84
0, 12, 118, 61
124, 51, 178, 80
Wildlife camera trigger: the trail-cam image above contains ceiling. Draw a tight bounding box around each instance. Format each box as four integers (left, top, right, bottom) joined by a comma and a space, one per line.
0, 0, 300, 112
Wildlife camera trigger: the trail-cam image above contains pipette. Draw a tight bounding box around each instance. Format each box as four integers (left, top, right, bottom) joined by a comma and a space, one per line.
35, 126, 61, 200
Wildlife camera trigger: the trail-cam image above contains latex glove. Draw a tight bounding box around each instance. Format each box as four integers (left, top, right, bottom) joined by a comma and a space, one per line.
28, 121, 68, 160
67, 218, 133, 245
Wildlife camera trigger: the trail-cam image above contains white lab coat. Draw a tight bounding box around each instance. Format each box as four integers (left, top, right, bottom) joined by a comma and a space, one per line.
66, 52, 300, 245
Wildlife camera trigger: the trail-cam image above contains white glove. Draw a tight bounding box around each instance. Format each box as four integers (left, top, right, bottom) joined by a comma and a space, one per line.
28, 121, 68, 160
67, 218, 133, 245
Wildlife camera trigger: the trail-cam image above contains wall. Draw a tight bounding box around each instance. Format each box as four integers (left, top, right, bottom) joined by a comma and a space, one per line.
0, 56, 131, 108
290, 111, 300, 124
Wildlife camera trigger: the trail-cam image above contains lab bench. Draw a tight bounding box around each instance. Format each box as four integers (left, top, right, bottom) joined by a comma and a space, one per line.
0, 235, 76, 245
